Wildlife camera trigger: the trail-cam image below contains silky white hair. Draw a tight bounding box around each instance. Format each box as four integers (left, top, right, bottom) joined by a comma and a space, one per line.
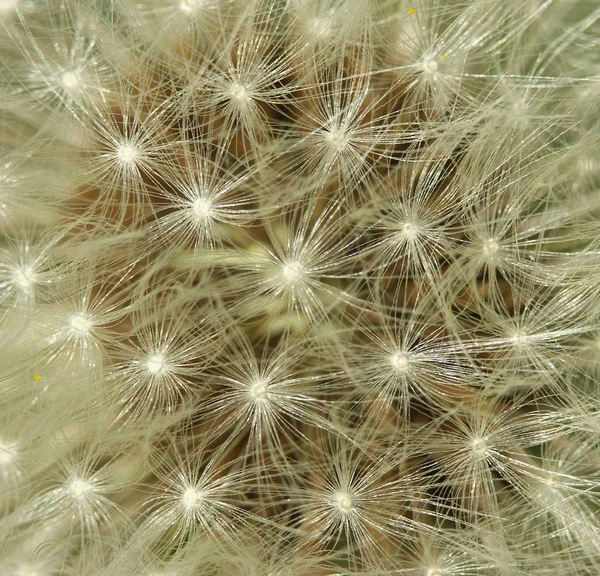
1, 0, 600, 574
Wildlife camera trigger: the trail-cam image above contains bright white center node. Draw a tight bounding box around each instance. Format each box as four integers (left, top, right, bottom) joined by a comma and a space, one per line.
391, 351, 410, 372
0, 440, 16, 465
427, 569, 444, 576
117, 143, 139, 164
510, 329, 527, 346
482, 238, 500, 257
147, 354, 166, 375
400, 221, 419, 238
249, 380, 268, 400
422, 59, 438, 74
511, 97, 527, 116
326, 128, 346, 151
14, 566, 40, 576
578, 157, 595, 175
192, 197, 212, 220
536, 472, 560, 502
0, 0, 19, 16
229, 82, 251, 105
70, 478, 92, 498
70, 314, 91, 334
180, 0, 201, 13
308, 16, 331, 39
61, 70, 80, 90
182, 486, 202, 509
13, 266, 36, 290
281, 262, 303, 285
471, 437, 488, 455
336, 492, 353, 511
545, 472, 556, 487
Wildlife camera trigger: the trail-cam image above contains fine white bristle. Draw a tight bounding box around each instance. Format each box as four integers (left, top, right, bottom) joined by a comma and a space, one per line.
1, 1, 599, 574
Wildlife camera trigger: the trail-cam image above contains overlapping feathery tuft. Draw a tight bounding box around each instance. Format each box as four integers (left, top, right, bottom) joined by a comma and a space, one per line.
1, 0, 600, 574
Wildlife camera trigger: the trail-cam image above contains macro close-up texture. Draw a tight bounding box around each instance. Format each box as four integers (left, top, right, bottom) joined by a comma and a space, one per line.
1, 0, 600, 574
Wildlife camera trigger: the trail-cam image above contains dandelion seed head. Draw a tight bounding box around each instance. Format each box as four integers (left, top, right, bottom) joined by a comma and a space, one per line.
117, 143, 140, 165
249, 379, 268, 400
2, 1, 597, 572
391, 351, 410, 372
422, 58, 439, 74
510, 329, 527, 347
335, 492, 353, 512
69, 478, 92, 499
61, 70, 81, 91
181, 486, 203, 509
0, 439, 16, 465
70, 314, 91, 334
482, 237, 500, 257
12, 265, 36, 291
14, 567, 41, 576
471, 436, 488, 456
0, 0, 18, 16
147, 354, 167, 375
229, 82, 251, 106
545, 472, 559, 492
511, 96, 527, 116
536, 472, 561, 503
325, 128, 347, 151
307, 16, 332, 40
577, 156, 596, 176
192, 197, 213, 221
281, 261, 304, 286
400, 221, 420, 239
180, 0, 201, 13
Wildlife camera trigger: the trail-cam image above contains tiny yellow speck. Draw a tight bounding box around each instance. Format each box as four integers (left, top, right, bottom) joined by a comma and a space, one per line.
441, 54, 447, 60
34, 375, 42, 382
408, 8, 415, 15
